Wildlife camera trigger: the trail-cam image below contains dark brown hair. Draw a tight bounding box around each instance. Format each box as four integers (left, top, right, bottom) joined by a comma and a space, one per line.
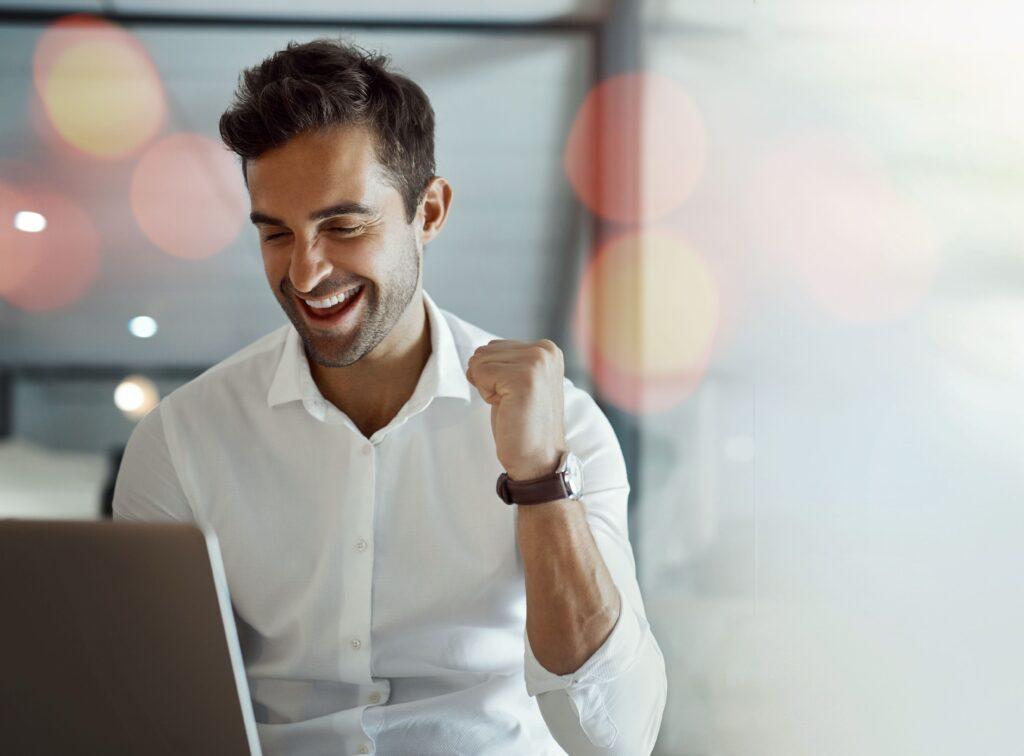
219, 38, 436, 222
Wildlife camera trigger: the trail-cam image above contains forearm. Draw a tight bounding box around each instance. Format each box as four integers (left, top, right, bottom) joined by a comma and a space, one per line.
516, 497, 622, 675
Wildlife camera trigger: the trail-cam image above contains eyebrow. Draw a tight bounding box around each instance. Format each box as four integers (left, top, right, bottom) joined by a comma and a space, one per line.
249, 201, 375, 227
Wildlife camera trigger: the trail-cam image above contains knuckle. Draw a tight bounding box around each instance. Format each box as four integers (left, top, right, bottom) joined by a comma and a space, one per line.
520, 367, 540, 388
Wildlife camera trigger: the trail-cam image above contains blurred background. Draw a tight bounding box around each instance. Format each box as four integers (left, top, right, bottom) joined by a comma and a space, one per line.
2, 1, 1022, 753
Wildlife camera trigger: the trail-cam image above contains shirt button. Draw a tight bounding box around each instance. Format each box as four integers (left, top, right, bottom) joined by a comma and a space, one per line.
361, 444, 372, 456
350, 637, 362, 650
368, 692, 381, 704
357, 745, 370, 754
355, 538, 368, 552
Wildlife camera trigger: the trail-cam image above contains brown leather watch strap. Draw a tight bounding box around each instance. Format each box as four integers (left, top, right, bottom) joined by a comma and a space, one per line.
495, 468, 570, 505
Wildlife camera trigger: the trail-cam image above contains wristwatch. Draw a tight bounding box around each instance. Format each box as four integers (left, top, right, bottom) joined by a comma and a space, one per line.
495, 450, 584, 505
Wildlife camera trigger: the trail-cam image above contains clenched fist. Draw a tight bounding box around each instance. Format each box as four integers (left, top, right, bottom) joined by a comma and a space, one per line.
465, 339, 568, 481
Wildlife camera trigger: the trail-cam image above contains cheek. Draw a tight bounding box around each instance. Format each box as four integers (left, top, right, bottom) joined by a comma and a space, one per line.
261, 248, 287, 289
338, 237, 388, 281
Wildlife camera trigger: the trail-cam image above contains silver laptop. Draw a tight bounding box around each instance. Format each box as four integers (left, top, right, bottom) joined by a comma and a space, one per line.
0, 519, 262, 756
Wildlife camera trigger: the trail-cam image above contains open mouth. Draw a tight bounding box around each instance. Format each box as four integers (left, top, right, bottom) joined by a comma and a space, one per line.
299, 284, 365, 324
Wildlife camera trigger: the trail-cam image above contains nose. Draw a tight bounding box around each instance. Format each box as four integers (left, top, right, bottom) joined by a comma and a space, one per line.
288, 236, 331, 296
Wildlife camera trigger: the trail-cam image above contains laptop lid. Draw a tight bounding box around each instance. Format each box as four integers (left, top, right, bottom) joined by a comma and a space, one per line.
0, 519, 262, 756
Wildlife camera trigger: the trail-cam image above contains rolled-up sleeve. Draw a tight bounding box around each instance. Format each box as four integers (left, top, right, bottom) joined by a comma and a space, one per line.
522, 382, 668, 754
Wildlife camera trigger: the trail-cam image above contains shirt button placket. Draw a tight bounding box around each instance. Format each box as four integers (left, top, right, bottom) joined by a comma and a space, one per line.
344, 439, 375, 684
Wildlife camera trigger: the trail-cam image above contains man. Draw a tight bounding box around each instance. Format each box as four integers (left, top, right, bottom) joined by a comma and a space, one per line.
114, 38, 666, 755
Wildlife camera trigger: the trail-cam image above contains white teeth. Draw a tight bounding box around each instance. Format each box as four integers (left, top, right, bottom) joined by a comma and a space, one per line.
307, 285, 361, 309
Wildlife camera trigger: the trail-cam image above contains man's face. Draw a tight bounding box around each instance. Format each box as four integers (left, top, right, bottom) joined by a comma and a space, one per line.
246, 124, 420, 368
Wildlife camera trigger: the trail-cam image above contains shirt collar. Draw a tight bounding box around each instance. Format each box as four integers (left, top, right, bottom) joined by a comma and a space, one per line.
266, 289, 471, 411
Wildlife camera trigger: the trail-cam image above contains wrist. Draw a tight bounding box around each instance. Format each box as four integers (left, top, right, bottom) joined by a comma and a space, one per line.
497, 449, 584, 507
505, 450, 564, 482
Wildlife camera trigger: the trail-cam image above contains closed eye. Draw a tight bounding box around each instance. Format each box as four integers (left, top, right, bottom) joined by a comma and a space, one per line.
262, 227, 362, 242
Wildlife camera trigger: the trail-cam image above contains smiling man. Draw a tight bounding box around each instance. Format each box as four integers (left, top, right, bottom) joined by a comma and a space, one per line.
113, 39, 666, 755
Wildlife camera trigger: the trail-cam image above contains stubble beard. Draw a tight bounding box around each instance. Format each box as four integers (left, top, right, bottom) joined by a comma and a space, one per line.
281, 238, 421, 369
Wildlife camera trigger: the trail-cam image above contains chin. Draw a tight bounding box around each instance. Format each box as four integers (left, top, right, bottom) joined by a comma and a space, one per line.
300, 331, 364, 368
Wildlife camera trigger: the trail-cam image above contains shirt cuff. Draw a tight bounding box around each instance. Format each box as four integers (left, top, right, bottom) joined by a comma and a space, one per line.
523, 587, 649, 748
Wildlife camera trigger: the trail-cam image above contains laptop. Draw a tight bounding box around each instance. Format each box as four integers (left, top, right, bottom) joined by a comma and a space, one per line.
0, 519, 262, 756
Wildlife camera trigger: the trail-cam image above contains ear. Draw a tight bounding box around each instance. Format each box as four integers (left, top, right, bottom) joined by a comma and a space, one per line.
417, 176, 453, 245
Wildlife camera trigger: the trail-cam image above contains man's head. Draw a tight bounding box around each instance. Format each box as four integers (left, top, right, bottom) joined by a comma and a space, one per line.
219, 39, 451, 368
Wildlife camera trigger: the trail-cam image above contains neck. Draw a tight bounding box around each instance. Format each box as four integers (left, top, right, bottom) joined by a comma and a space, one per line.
309, 289, 431, 437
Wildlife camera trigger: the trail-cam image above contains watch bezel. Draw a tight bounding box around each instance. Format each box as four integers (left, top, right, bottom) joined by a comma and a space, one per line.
560, 451, 583, 498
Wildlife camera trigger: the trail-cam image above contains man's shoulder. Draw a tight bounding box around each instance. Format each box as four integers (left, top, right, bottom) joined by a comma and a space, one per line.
437, 305, 504, 362
162, 324, 291, 412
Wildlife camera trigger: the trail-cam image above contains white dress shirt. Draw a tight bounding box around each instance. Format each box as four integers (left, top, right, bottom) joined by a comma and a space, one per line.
113, 290, 667, 756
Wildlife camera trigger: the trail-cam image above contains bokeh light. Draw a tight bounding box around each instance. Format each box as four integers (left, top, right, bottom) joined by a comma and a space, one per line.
748, 132, 938, 324
573, 230, 720, 414
0, 187, 100, 312
14, 211, 46, 233
33, 14, 166, 159
114, 374, 159, 420
130, 132, 247, 260
0, 181, 41, 295
563, 71, 706, 225
128, 315, 158, 339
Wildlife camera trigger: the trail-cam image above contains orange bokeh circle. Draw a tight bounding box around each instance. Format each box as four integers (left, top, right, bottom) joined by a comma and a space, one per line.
564, 72, 707, 225
0, 181, 40, 295
573, 230, 720, 414
33, 14, 166, 159
1, 187, 101, 312
130, 133, 247, 260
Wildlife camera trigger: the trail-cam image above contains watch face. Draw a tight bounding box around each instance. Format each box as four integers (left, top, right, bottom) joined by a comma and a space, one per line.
563, 452, 584, 497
